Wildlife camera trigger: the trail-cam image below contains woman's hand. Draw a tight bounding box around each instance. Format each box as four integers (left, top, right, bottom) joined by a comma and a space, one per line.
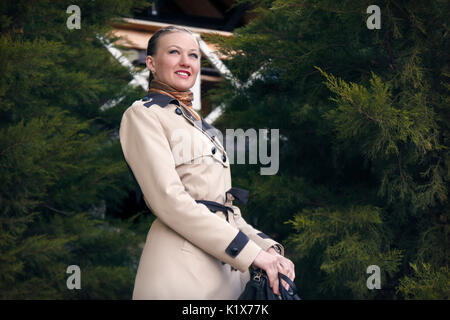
252, 248, 296, 295
267, 247, 295, 292
252, 250, 281, 295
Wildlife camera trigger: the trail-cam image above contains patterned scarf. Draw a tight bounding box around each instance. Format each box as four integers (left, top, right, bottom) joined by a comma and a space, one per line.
148, 80, 201, 120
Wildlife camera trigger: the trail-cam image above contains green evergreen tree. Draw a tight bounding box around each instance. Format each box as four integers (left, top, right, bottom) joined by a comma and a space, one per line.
208, 0, 449, 299
0, 0, 150, 299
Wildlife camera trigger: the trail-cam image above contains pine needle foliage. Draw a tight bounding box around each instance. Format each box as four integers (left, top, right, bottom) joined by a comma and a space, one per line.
208, 0, 449, 299
0, 0, 149, 299
397, 262, 450, 299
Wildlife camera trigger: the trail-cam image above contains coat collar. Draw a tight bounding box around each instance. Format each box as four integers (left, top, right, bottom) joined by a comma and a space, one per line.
141, 92, 226, 153
142, 92, 179, 108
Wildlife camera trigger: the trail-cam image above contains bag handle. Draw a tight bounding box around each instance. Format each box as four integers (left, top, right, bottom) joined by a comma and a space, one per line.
278, 272, 301, 299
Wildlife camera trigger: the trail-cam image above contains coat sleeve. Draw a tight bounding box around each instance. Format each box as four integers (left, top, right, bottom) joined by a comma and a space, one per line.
119, 103, 262, 272
230, 204, 285, 256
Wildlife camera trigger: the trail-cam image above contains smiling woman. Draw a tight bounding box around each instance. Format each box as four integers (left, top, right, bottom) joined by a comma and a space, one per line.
144, 26, 201, 120
119, 26, 295, 300
146, 27, 200, 91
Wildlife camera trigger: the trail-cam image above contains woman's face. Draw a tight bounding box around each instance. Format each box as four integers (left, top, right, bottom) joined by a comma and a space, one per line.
146, 31, 200, 91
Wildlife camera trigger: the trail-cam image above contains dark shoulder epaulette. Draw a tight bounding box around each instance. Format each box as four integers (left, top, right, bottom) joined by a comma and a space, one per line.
142, 92, 180, 108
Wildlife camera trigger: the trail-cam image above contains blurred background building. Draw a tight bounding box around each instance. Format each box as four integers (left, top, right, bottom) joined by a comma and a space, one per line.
107, 0, 254, 118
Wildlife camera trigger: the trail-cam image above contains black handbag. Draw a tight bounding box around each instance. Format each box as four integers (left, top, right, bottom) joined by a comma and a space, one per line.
238, 268, 301, 300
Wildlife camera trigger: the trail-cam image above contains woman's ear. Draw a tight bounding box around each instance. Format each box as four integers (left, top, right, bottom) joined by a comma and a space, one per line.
146, 56, 155, 74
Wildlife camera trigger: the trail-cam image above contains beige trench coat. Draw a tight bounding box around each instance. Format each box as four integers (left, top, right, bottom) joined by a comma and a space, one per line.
119, 93, 283, 300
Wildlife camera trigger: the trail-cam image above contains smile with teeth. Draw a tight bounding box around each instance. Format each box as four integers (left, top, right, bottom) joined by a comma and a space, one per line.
175, 71, 190, 78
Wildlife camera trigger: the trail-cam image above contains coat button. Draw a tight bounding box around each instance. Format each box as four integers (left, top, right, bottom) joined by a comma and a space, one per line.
222, 154, 227, 162
231, 247, 239, 255
211, 146, 216, 154
175, 107, 182, 115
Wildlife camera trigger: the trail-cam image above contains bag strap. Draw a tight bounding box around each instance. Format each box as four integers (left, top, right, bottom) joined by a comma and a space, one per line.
278, 272, 301, 298
278, 272, 297, 290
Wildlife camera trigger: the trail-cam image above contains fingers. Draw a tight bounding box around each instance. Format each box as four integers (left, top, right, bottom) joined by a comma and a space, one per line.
251, 250, 281, 295
265, 247, 296, 282
278, 258, 295, 281
265, 260, 280, 295
277, 264, 291, 292
251, 250, 296, 296
268, 273, 279, 295
286, 261, 295, 281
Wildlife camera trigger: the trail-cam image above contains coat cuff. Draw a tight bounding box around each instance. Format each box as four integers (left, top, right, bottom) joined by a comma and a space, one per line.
224, 231, 262, 272
254, 232, 285, 256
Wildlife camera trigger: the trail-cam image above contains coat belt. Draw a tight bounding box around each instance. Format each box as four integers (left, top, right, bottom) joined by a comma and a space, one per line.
195, 187, 249, 222
195, 187, 250, 272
